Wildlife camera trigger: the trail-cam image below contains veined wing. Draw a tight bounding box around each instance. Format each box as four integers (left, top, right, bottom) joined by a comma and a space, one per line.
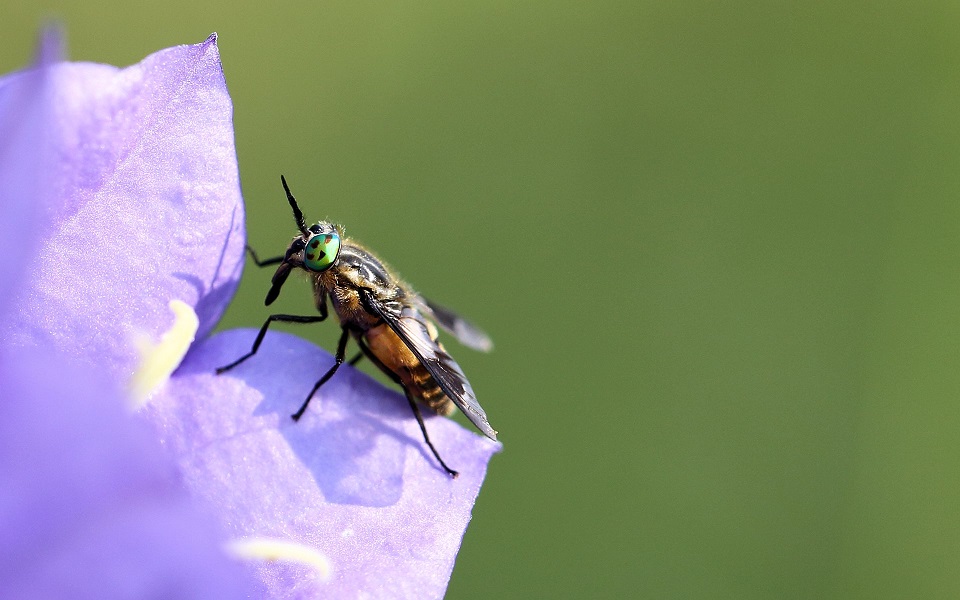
365, 293, 498, 441
415, 296, 493, 352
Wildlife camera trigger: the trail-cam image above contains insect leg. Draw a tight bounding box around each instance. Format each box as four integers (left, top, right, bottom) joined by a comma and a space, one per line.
245, 245, 284, 267
403, 389, 459, 478
291, 326, 351, 422
353, 338, 458, 478
216, 313, 326, 374
348, 351, 365, 366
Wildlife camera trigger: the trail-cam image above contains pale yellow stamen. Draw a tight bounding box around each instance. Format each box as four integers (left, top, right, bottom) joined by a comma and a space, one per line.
128, 300, 199, 409
225, 537, 332, 581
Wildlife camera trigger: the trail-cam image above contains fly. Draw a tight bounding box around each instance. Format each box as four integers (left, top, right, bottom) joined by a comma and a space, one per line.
217, 175, 497, 478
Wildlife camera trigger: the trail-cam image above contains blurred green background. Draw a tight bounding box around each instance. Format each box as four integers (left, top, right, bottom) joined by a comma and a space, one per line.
6, 1, 960, 598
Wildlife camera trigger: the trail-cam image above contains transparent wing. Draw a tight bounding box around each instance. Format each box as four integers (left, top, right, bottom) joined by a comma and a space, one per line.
366, 294, 497, 440
415, 296, 493, 352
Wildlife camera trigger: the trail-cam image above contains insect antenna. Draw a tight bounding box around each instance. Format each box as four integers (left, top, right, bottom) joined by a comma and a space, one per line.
280, 175, 309, 236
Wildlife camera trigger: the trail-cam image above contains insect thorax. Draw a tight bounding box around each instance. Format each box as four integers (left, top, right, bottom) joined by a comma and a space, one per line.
318, 246, 402, 331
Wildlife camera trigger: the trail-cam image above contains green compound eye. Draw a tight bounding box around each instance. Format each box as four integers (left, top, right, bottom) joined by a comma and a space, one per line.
303, 232, 341, 272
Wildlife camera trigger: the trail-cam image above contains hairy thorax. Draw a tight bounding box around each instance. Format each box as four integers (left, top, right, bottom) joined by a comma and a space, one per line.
317, 264, 383, 330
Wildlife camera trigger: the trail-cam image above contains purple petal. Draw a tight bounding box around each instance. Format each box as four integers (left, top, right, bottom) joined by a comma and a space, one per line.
144, 330, 500, 599
1, 34, 244, 380
0, 27, 62, 311
0, 346, 254, 599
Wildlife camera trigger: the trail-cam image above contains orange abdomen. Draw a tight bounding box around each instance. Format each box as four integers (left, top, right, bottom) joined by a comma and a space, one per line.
363, 324, 453, 415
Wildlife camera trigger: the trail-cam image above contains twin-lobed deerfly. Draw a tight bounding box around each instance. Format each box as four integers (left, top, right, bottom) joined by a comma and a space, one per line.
217, 176, 497, 478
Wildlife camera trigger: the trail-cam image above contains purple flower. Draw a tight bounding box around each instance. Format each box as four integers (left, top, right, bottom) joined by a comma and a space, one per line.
0, 30, 250, 599
0, 348, 253, 599
1, 28, 499, 600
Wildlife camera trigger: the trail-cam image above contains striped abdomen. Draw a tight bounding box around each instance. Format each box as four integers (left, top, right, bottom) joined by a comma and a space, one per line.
363, 323, 454, 415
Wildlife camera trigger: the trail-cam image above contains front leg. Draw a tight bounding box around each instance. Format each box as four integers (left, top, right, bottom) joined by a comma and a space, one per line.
216, 313, 326, 374
245, 245, 285, 267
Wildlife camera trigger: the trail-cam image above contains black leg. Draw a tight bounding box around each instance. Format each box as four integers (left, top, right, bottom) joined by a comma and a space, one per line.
246, 245, 284, 267
291, 327, 351, 421
352, 339, 458, 478
348, 351, 364, 366
216, 313, 326, 374
404, 389, 458, 478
